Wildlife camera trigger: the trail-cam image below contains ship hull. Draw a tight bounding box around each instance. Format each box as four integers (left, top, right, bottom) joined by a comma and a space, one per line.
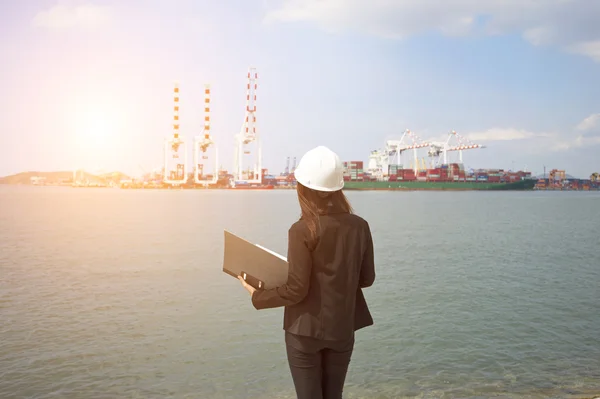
343, 179, 536, 191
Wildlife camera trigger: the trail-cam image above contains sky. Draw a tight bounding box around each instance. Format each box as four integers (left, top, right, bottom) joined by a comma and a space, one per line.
0, 0, 599, 178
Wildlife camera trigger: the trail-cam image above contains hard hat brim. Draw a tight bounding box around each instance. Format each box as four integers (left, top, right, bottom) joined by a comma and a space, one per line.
295, 169, 344, 192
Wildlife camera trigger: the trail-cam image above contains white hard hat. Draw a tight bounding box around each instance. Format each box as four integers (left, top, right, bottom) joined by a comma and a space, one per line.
294, 146, 344, 192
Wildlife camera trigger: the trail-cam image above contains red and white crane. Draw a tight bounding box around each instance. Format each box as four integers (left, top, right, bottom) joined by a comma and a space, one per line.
368, 129, 432, 176
233, 67, 262, 184
428, 130, 485, 166
386, 129, 432, 173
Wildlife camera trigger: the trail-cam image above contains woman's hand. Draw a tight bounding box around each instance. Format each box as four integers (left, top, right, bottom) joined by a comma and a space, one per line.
238, 276, 256, 296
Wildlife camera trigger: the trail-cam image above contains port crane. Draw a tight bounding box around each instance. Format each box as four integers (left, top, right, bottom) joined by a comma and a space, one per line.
428, 130, 485, 167
233, 67, 262, 184
194, 84, 218, 186
163, 82, 188, 186
283, 156, 297, 176
386, 129, 432, 173
368, 129, 432, 176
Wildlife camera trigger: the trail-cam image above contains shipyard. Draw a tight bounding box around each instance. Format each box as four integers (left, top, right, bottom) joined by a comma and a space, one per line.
1, 67, 598, 191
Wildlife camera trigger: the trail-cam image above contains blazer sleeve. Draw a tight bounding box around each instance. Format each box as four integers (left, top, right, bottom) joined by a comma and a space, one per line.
359, 222, 375, 288
251, 226, 312, 310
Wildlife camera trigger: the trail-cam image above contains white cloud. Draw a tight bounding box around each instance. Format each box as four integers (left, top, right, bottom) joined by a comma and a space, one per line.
444, 113, 600, 152
551, 113, 600, 150
265, 0, 600, 62
576, 113, 600, 132
568, 40, 600, 63
465, 128, 548, 142
551, 135, 600, 151
32, 3, 112, 29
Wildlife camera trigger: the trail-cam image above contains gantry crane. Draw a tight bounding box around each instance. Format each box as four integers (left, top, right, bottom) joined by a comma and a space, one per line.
386, 129, 432, 173
428, 130, 485, 167
163, 82, 188, 186
233, 67, 262, 184
194, 84, 218, 186
368, 129, 432, 176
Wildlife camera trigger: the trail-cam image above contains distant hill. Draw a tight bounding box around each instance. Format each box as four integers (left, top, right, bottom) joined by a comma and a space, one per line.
0, 171, 131, 185
0, 171, 75, 185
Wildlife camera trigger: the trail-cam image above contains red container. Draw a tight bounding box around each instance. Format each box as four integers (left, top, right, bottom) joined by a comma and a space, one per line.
345, 161, 363, 169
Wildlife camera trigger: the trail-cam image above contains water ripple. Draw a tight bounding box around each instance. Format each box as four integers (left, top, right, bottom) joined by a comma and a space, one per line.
1, 187, 599, 398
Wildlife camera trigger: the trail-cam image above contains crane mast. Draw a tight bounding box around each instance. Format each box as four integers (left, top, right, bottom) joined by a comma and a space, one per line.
370, 129, 431, 176
194, 84, 218, 186
233, 67, 261, 184
443, 130, 485, 165
391, 129, 432, 173
163, 82, 187, 186
426, 130, 485, 167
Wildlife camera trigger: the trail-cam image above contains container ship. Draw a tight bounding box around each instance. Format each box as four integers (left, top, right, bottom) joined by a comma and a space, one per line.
339, 130, 542, 191
341, 161, 536, 191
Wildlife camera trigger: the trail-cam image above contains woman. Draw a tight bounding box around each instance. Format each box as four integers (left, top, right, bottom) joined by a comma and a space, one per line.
238, 145, 376, 399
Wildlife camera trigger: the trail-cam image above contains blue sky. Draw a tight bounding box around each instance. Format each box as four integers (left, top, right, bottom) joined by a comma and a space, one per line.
0, 0, 599, 178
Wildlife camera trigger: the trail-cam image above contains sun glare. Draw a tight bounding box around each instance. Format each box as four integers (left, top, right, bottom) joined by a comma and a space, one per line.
74, 105, 121, 153
80, 108, 110, 145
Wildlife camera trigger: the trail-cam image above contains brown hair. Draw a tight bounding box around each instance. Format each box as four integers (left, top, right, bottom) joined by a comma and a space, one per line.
296, 182, 353, 251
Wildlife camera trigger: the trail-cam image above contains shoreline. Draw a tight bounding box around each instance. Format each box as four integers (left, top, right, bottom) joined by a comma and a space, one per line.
4, 183, 600, 192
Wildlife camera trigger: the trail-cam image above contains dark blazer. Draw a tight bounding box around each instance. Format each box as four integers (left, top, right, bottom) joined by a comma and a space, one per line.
251, 210, 375, 341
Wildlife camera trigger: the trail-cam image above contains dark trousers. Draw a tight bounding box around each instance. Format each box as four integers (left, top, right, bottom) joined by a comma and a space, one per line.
284, 331, 355, 399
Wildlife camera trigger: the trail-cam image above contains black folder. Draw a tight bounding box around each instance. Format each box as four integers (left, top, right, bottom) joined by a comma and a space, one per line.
222, 230, 289, 290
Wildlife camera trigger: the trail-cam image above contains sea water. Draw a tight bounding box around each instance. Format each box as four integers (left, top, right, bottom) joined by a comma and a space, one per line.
1, 186, 599, 398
